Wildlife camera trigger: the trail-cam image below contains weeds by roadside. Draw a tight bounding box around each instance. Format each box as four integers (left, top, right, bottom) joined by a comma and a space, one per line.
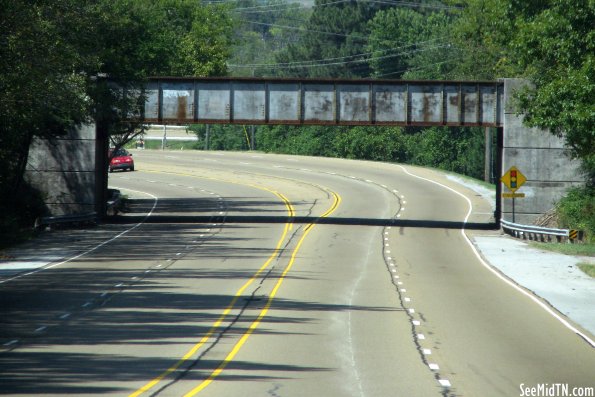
529, 242, 595, 257
578, 263, 595, 278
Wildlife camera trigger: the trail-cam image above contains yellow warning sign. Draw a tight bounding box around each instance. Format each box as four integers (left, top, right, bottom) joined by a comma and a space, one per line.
501, 166, 527, 192
502, 192, 525, 198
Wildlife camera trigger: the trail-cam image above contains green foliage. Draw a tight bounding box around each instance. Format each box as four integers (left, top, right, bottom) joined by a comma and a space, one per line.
188, 125, 250, 151
0, 0, 233, 232
529, 242, 595, 258
0, 183, 46, 249
510, 0, 595, 181
578, 264, 595, 277
253, 125, 484, 180
405, 127, 485, 179
367, 7, 453, 79
446, 0, 517, 79
274, 0, 390, 78
556, 186, 595, 243
228, 0, 310, 76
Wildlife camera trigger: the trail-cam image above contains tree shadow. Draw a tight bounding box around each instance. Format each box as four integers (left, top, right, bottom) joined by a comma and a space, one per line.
0, 194, 484, 393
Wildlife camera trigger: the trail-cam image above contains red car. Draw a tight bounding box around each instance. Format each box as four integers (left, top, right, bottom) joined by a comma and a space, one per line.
109, 148, 134, 172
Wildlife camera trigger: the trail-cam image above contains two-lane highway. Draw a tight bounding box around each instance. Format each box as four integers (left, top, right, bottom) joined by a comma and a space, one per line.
0, 150, 593, 396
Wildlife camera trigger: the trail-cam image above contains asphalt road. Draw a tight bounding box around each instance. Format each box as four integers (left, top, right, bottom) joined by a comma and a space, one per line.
0, 150, 593, 396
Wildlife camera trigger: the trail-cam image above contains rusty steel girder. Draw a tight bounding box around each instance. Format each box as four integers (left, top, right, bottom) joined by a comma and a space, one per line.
138, 77, 503, 127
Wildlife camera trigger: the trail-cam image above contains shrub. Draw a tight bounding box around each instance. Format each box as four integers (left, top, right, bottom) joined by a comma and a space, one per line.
556, 185, 595, 243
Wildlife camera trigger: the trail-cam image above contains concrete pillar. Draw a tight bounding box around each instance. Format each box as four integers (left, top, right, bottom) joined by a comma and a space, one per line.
501, 79, 584, 224
24, 124, 97, 217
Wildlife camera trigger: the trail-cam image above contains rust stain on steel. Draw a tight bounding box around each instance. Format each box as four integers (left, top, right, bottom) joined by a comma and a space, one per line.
137, 77, 503, 127
177, 95, 187, 120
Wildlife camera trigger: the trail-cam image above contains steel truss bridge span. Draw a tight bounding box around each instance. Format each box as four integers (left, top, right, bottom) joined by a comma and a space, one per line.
139, 77, 504, 127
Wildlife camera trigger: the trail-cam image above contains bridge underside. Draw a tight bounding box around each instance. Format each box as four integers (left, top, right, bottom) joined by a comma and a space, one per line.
140, 77, 503, 127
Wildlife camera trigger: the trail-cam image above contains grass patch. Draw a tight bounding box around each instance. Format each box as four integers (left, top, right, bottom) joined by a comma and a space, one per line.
578, 263, 595, 278
125, 140, 201, 150
529, 242, 595, 257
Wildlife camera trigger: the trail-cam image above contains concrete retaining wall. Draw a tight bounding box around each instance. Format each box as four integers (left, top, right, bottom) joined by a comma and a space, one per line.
501, 79, 584, 224
24, 124, 97, 217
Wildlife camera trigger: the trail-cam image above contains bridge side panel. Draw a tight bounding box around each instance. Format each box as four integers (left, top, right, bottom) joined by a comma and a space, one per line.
303, 84, 335, 123
197, 82, 231, 123
269, 83, 300, 123
234, 83, 265, 123
374, 84, 407, 124
338, 84, 370, 123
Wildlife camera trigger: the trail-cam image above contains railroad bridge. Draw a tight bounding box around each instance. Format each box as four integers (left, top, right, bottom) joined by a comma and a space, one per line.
25, 77, 583, 226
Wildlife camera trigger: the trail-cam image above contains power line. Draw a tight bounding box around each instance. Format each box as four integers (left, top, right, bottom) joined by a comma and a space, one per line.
244, 20, 369, 40
229, 44, 452, 70
228, 37, 445, 67
374, 58, 457, 77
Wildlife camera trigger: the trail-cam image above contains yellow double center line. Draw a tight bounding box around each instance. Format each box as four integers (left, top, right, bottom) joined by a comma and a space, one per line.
129, 170, 339, 396
184, 190, 340, 396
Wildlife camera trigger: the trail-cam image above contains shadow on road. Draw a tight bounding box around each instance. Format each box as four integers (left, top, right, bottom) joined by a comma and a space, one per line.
0, 195, 408, 394
112, 197, 497, 230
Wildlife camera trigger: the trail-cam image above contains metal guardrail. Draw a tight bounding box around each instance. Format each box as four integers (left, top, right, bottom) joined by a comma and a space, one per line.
501, 219, 576, 242
36, 212, 97, 229
35, 190, 122, 229
106, 189, 122, 216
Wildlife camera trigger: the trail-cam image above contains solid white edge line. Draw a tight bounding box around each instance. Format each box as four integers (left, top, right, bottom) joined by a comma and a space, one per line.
397, 165, 595, 348
0, 187, 158, 285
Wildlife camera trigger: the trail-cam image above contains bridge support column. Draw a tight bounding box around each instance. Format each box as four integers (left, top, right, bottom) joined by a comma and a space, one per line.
500, 78, 584, 224
25, 124, 98, 218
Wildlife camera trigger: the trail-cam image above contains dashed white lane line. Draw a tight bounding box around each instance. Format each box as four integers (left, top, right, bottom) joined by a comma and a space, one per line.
417, 333, 425, 340
3, 340, 18, 346
423, 349, 432, 355
35, 326, 47, 333
439, 379, 452, 387
397, 164, 595, 347
412, 320, 421, 326
60, 313, 71, 320
429, 363, 440, 370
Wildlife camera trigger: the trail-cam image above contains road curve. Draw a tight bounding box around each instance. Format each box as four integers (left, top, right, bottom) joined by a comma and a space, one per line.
0, 150, 593, 397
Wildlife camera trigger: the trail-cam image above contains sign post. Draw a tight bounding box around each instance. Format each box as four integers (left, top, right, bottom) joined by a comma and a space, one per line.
501, 166, 527, 222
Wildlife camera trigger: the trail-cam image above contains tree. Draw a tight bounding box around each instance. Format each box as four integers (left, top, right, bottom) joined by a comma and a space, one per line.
274, 0, 391, 78
227, 0, 310, 77
366, 7, 453, 79
0, 0, 233, 232
510, 0, 595, 182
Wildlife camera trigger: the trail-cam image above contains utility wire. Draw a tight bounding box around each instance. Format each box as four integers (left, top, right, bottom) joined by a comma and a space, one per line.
229, 44, 452, 70
228, 37, 445, 67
